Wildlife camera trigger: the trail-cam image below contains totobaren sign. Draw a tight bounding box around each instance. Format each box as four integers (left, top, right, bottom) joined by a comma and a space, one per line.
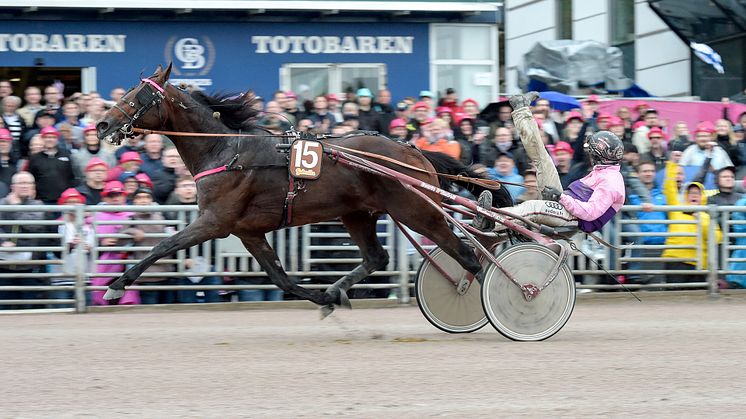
251, 35, 414, 54
0, 33, 127, 52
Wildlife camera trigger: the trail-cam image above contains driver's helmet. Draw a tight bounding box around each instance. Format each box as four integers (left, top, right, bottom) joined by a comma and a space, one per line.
585, 131, 623, 165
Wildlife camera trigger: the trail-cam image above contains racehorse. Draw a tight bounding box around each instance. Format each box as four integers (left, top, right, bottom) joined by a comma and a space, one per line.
95, 63, 512, 313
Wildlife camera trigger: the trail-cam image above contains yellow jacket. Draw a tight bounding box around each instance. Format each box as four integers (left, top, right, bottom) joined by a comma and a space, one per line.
661, 161, 722, 267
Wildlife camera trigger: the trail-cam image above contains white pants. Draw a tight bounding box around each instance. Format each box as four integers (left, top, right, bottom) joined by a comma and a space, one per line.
498, 107, 577, 230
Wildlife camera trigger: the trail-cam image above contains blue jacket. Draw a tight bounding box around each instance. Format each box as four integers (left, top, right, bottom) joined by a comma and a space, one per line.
627, 186, 668, 245
727, 196, 746, 288
486, 168, 524, 201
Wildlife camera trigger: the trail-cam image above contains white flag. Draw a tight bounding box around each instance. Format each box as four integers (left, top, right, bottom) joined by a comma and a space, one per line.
690, 41, 725, 74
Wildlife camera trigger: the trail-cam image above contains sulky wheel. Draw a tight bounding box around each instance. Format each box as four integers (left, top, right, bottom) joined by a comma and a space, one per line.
415, 247, 487, 333
481, 243, 575, 341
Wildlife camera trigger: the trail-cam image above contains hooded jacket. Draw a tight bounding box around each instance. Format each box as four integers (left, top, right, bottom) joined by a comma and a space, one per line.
559, 164, 626, 233
661, 161, 722, 268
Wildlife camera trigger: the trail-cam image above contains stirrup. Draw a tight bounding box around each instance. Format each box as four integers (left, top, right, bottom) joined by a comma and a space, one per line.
472, 191, 495, 231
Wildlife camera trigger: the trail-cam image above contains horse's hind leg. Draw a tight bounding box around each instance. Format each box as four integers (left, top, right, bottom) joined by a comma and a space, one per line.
238, 233, 334, 306
324, 211, 390, 308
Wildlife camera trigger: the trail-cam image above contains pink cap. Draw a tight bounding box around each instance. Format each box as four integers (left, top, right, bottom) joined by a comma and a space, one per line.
436, 106, 452, 115
552, 141, 574, 156
607, 116, 624, 128
135, 172, 153, 188
57, 188, 85, 205
647, 127, 666, 140
419, 117, 435, 126
85, 157, 109, 172
389, 118, 407, 130
0, 128, 11, 141
119, 151, 143, 164
461, 98, 479, 108
325, 93, 339, 102
413, 101, 429, 111
40, 126, 60, 138
597, 112, 612, 122
565, 111, 584, 123
585, 94, 600, 103
83, 123, 97, 133
632, 120, 647, 131
285, 91, 297, 99
695, 121, 715, 135
102, 180, 125, 197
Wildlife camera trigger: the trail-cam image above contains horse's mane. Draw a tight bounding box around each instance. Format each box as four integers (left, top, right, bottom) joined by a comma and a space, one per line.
189, 91, 261, 131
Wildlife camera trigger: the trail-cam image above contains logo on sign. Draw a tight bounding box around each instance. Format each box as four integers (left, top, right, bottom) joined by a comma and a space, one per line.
164, 36, 215, 76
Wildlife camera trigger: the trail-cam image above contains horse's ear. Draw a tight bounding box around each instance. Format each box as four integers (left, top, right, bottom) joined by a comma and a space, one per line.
161, 62, 173, 82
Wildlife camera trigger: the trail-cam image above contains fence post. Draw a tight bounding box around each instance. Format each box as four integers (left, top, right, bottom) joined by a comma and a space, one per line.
707, 205, 719, 297
397, 228, 411, 304
74, 205, 87, 313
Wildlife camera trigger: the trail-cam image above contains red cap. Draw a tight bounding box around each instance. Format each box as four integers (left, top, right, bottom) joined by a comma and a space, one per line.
135, 172, 153, 188
85, 157, 109, 172
585, 94, 600, 103
40, 126, 60, 138
454, 112, 471, 125
695, 121, 715, 135
83, 123, 97, 133
413, 101, 429, 111
119, 151, 143, 164
419, 117, 435, 126
285, 91, 297, 99
389, 118, 407, 130
565, 111, 584, 123
608, 116, 624, 128
461, 98, 479, 108
0, 128, 11, 141
597, 112, 612, 122
102, 180, 125, 197
632, 120, 647, 131
325, 93, 339, 102
57, 188, 85, 205
647, 127, 667, 140
636, 102, 650, 110
552, 141, 574, 156
436, 106, 452, 115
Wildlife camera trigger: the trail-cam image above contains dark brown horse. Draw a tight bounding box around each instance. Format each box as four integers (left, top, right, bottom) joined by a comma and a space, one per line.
95, 64, 512, 313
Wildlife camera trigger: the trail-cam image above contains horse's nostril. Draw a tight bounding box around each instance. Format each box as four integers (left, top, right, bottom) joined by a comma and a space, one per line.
96, 121, 109, 134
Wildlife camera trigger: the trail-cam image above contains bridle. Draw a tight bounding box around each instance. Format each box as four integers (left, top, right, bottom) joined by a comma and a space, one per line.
111, 78, 166, 137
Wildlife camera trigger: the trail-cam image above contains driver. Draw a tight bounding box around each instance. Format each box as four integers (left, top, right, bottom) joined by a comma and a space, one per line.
474, 92, 626, 234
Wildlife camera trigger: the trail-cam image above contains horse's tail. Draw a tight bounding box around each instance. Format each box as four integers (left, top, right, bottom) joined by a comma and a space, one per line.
421, 150, 513, 208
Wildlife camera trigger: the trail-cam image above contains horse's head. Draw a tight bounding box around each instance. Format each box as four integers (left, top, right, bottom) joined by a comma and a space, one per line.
96, 63, 173, 145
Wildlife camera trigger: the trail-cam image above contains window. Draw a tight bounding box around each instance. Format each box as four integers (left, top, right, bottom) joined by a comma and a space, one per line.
557, 0, 573, 39
431, 24, 498, 107
280, 64, 386, 101
611, 0, 635, 79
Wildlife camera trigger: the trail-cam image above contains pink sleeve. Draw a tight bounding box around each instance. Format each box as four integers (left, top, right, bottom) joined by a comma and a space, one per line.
560, 185, 618, 222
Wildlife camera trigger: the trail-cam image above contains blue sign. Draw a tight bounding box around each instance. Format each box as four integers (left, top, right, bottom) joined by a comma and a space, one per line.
0, 20, 429, 100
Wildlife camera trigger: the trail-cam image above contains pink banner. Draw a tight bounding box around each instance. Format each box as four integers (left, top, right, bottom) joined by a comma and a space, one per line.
597, 99, 746, 132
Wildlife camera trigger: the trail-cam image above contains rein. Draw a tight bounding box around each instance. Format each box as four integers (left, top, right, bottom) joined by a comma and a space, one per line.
128, 127, 519, 190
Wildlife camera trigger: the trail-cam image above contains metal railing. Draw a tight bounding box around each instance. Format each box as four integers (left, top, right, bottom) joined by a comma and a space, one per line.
0, 204, 741, 312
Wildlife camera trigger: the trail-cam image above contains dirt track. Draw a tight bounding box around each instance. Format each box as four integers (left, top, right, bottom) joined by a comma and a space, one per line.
1, 295, 746, 418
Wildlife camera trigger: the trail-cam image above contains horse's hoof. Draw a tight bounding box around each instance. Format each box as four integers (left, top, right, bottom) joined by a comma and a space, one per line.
338, 291, 352, 310
103, 288, 125, 300
320, 304, 335, 320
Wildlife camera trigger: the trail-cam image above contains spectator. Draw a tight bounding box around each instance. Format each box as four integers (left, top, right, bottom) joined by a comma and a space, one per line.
661, 156, 722, 284
109, 87, 126, 103
708, 166, 742, 206
632, 108, 661, 154
76, 157, 108, 205
325, 93, 343, 124
623, 143, 640, 168
55, 101, 86, 135
17, 86, 43, 128
21, 110, 56, 158
680, 121, 733, 170
123, 187, 175, 304
282, 91, 303, 126
490, 103, 514, 130
90, 180, 140, 306
376, 88, 396, 132
627, 160, 668, 286
48, 188, 93, 308
413, 118, 461, 160
561, 111, 585, 145
460, 99, 486, 129
480, 126, 529, 174
139, 134, 165, 177
553, 141, 587, 189
607, 116, 630, 146
726, 188, 746, 289
0, 171, 46, 309
0, 79, 11, 100
0, 128, 18, 188
418, 90, 436, 113
669, 121, 693, 152
436, 106, 455, 131
486, 151, 525, 200
164, 176, 223, 303
107, 151, 143, 183
83, 97, 108, 128
407, 101, 430, 139
135, 172, 153, 190
27, 126, 75, 204
153, 147, 188, 204
439, 87, 459, 111
616, 106, 633, 129
120, 172, 140, 200
515, 168, 539, 203
114, 134, 143, 161
258, 100, 291, 133
715, 119, 740, 166
532, 97, 562, 140
35, 84, 64, 124
388, 118, 408, 142
2, 95, 26, 144
71, 124, 116, 181
453, 116, 485, 165
642, 127, 668, 171
356, 88, 384, 133
306, 95, 336, 134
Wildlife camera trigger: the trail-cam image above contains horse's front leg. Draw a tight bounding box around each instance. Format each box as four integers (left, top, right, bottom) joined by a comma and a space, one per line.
104, 213, 227, 300
238, 234, 334, 306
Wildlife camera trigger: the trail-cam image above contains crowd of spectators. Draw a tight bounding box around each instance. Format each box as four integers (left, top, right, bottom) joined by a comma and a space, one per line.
2, 78, 746, 309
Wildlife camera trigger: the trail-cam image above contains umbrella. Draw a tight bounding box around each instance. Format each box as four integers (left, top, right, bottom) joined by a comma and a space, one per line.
538, 91, 581, 111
